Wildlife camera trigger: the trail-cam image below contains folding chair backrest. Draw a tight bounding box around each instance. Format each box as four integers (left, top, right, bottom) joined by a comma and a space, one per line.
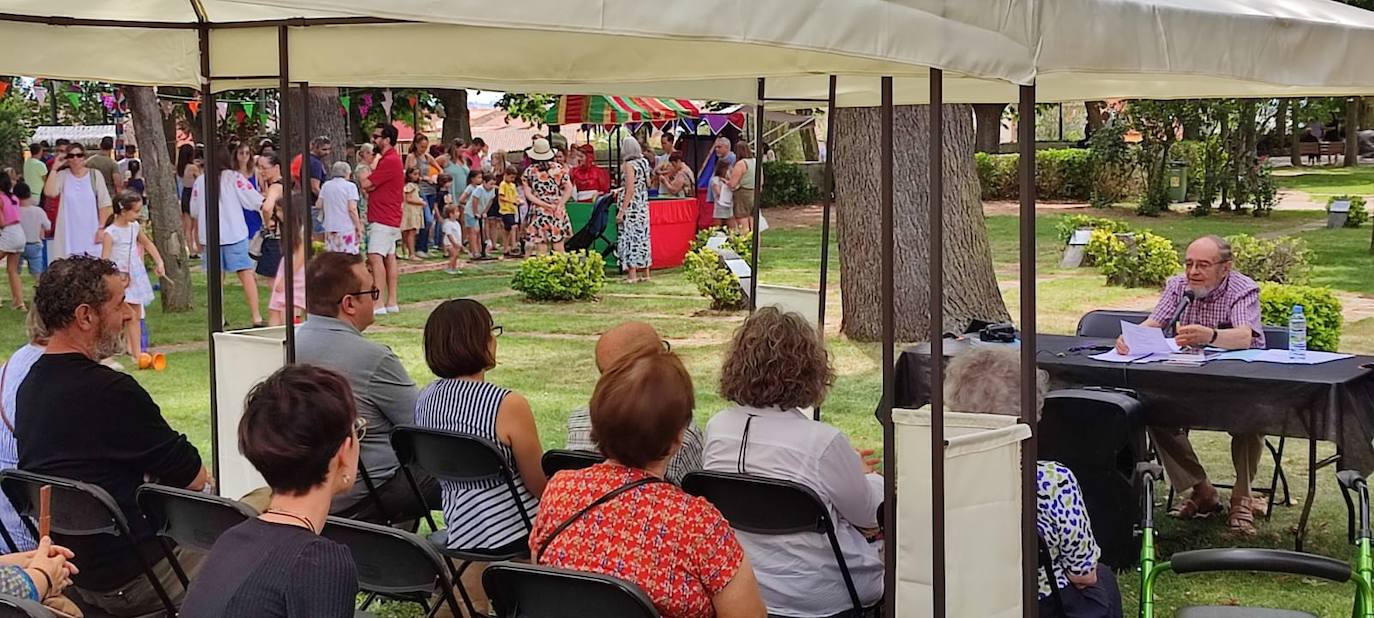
391, 426, 510, 485
681, 471, 828, 535
0, 470, 126, 538
321, 516, 454, 600
1075, 310, 1151, 339
0, 593, 55, 617
1263, 326, 1289, 350
541, 450, 605, 479
136, 484, 256, 554
483, 561, 659, 618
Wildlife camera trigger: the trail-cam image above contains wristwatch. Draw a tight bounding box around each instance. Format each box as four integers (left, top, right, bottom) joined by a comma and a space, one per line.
1208, 327, 1219, 344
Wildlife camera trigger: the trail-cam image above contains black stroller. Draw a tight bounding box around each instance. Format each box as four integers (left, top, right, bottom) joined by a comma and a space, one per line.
565, 190, 618, 263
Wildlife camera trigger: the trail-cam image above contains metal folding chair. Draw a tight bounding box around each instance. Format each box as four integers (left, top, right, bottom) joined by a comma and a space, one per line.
135, 483, 256, 587
483, 561, 659, 618
540, 449, 605, 479
321, 516, 463, 618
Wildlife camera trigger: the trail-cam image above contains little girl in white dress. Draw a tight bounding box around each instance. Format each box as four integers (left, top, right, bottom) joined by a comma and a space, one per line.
101, 191, 166, 363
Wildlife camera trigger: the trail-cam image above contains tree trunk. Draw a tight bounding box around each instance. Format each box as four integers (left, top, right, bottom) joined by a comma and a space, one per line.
972, 104, 1006, 153
435, 88, 471, 146
1085, 101, 1107, 134
127, 86, 193, 312
285, 87, 347, 166
835, 104, 1010, 342
799, 110, 821, 161
1290, 101, 1302, 167
1347, 97, 1361, 167
1275, 99, 1289, 155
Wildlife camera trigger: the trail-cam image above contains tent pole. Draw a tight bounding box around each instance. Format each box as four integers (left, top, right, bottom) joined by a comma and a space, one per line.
199, 24, 223, 493
278, 26, 296, 364
929, 68, 947, 618
1018, 83, 1039, 618
748, 77, 765, 310
815, 74, 837, 422
879, 75, 897, 618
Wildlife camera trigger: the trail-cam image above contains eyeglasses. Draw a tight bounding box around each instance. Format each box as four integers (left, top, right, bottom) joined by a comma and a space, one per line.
1185, 259, 1230, 271
353, 416, 368, 442
67, 152, 86, 159
492, 325, 504, 337
341, 288, 380, 303
661, 339, 672, 352
371, 134, 384, 140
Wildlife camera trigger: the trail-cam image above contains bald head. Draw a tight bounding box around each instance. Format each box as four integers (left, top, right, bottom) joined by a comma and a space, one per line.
1184, 234, 1234, 295
596, 322, 662, 373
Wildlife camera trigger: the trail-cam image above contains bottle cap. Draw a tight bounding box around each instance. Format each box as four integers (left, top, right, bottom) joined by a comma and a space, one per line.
1293, 305, 1304, 313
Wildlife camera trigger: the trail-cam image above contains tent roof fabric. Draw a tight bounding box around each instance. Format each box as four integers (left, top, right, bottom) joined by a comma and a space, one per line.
1, 0, 1374, 104
545, 96, 700, 125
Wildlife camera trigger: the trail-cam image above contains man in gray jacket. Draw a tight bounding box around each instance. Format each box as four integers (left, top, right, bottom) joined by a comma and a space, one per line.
296, 251, 440, 525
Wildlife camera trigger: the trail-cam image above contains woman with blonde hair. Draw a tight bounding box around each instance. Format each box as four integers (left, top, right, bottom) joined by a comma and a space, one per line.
702, 307, 884, 618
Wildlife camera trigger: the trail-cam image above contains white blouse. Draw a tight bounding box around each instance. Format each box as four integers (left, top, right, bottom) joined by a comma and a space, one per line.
190, 171, 264, 246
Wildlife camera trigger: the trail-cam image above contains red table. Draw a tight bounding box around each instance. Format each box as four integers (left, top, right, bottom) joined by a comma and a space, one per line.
648, 197, 698, 269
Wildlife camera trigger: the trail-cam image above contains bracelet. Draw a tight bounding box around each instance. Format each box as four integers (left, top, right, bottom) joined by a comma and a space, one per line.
1209, 328, 1219, 344
30, 568, 52, 599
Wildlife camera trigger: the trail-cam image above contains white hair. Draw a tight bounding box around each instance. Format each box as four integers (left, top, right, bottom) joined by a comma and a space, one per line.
944, 346, 1048, 421
330, 161, 352, 178
621, 137, 643, 161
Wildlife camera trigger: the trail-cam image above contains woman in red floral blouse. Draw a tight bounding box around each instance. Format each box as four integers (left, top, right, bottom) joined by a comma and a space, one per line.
530, 347, 765, 618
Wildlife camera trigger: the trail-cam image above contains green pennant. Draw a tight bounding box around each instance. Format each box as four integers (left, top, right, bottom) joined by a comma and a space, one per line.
243, 101, 256, 118
64, 92, 81, 109
340, 94, 352, 115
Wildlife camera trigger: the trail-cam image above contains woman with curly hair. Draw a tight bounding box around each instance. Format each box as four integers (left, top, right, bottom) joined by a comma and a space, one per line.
702, 307, 883, 618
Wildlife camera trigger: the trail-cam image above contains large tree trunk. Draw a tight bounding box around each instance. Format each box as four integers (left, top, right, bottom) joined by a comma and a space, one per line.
1347, 97, 1361, 167
835, 104, 1010, 341
1290, 101, 1302, 168
1085, 101, 1107, 135
436, 88, 472, 146
972, 104, 1006, 153
127, 86, 193, 311
285, 87, 347, 166
1275, 99, 1289, 154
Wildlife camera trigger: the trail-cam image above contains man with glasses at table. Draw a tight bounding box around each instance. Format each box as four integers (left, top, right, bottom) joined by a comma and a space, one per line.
295, 251, 441, 527
1114, 234, 1267, 535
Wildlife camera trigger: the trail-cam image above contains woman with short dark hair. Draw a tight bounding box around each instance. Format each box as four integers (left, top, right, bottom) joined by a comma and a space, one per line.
532, 347, 766, 618
180, 364, 361, 618
414, 299, 546, 554
703, 307, 884, 618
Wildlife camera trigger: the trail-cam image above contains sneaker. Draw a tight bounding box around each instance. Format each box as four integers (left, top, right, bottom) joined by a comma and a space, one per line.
415, 250, 429, 258
444, 269, 462, 275
373, 307, 388, 316
386, 306, 400, 314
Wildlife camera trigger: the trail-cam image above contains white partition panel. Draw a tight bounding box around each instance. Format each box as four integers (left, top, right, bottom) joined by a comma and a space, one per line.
755, 284, 820, 327
212, 326, 287, 500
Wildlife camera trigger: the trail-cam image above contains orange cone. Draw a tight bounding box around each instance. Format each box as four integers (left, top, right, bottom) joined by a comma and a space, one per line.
137, 353, 153, 370
152, 353, 167, 372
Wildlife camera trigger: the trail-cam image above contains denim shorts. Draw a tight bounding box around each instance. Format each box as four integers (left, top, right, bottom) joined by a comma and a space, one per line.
21, 242, 43, 275
220, 238, 255, 273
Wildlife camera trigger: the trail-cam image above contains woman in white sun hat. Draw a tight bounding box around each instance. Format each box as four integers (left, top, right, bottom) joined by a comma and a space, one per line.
520, 137, 573, 256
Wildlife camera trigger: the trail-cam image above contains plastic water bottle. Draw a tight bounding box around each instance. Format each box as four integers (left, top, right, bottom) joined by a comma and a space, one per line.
1288, 305, 1307, 362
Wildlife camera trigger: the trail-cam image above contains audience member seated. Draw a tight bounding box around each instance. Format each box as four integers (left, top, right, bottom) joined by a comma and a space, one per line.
0, 536, 78, 612
415, 299, 546, 552
565, 322, 703, 484
703, 307, 883, 618
181, 365, 361, 617
296, 252, 440, 526
16, 256, 210, 616
532, 346, 766, 618
945, 346, 1122, 618
0, 310, 46, 551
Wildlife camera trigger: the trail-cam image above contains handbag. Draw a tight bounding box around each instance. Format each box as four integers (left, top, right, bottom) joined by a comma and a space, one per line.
247, 229, 265, 260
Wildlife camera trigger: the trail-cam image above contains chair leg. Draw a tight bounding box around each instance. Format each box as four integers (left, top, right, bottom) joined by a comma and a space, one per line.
158, 538, 190, 588
359, 591, 378, 610
453, 561, 482, 618
132, 546, 180, 615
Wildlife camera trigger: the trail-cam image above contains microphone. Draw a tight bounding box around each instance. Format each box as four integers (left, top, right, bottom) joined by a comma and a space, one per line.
1164, 290, 1195, 338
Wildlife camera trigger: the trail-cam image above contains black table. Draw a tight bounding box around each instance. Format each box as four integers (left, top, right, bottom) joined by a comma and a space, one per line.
896, 334, 1374, 549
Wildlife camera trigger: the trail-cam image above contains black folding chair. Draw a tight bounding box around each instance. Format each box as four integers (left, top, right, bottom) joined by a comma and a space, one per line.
483, 561, 659, 618
0, 593, 54, 618
321, 516, 463, 618
390, 425, 535, 618
682, 470, 877, 617
540, 450, 605, 479
135, 483, 256, 587
1075, 309, 1151, 339
0, 470, 180, 616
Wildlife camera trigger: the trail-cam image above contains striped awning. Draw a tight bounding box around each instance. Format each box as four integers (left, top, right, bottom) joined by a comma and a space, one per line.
545, 95, 700, 126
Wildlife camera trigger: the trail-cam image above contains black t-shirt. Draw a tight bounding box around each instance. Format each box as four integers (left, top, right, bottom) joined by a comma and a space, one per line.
15, 353, 203, 590
180, 518, 358, 618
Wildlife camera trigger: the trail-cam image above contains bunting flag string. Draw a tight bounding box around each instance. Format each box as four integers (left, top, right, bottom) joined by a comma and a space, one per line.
32, 86, 47, 105
233, 110, 246, 124
216, 102, 228, 121
187, 100, 201, 115
381, 89, 393, 118
64, 92, 82, 109
339, 94, 351, 117
100, 93, 116, 111
242, 101, 256, 119
0, 82, 9, 99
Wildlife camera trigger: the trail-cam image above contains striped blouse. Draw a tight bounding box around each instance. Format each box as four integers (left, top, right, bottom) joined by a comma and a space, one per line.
415, 378, 539, 550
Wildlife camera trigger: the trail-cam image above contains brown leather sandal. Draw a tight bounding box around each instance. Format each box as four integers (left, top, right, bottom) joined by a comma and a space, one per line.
1228, 502, 1257, 535
1169, 495, 1223, 519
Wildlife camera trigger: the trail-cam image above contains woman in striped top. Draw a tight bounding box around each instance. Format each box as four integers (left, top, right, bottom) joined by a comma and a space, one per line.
415, 299, 547, 551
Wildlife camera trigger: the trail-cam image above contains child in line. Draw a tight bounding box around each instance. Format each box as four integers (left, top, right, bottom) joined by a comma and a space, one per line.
436, 172, 456, 253
15, 183, 48, 278
268, 204, 306, 327
100, 191, 166, 364
498, 166, 522, 257
0, 175, 24, 311
457, 171, 486, 258
401, 167, 425, 261
711, 159, 735, 229
126, 160, 146, 197
441, 205, 465, 275
319, 162, 362, 254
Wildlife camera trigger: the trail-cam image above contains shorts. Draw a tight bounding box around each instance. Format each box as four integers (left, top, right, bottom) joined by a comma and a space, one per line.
219, 238, 255, 273
464, 213, 480, 229
0, 224, 23, 254
367, 224, 401, 256
486, 202, 502, 218
713, 199, 735, 220
501, 214, 518, 230
255, 237, 282, 278
180, 187, 193, 214
22, 242, 44, 275
733, 187, 755, 219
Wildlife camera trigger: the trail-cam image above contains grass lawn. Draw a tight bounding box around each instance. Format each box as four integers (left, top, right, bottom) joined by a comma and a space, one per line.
2, 168, 1372, 616
1274, 165, 1374, 199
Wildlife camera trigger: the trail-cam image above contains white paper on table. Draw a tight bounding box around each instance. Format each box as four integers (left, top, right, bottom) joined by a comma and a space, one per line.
1120, 321, 1182, 355
1212, 349, 1266, 362
1254, 349, 1355, 365
1090, 350, 1171, 364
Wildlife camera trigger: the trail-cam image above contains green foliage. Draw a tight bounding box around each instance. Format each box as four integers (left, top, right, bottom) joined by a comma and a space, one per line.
974, 152, 1017, 199
1125, 100, 1208, 216
510, 251, 606, 301
1329, 195, 1369, 228
684, 229, 752, 310
0, 93, 33, 168
1036, 149, 1093, 200
1087, 122, 1135, 208
1247, 166, 1278, 217
975, 148, 1129, 202
1054, 214, 1130, 245
760, 161, 820, 206
1226, 234, 1311, 285
496, 93, 557, 127
1259, 283, 1343, 352
1086, 229, 1181, 288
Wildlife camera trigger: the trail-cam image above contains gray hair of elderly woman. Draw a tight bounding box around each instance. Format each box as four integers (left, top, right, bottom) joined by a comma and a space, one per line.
357, 143, 374, 156
621, 136, 643, 161
330, 161, 352, 179
26, 306, 49, 346
943, 346, 1049, 421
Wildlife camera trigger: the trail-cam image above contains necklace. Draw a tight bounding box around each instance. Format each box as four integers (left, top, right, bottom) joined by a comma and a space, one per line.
264, 508, 317, 534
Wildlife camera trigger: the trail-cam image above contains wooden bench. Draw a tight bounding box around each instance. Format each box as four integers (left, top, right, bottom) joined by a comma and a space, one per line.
1298, 140, 1343, 165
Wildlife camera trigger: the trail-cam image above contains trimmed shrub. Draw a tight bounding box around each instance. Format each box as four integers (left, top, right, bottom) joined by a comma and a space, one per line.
1329, 195, 1369, 228
1259, 283, 1343, 352
684, 229, 752, 310
976, 148, 1136, 202
1226, 234, 1311, 285
760, 161, 820, 207
1054, 214, 1131, 245
975, 152, 1019, 200
1086, 229, 1180, 288
511, 250, 606, 301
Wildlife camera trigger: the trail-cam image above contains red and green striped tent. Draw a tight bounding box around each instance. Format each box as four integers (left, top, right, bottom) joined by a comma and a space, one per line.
544, 95, 700, 126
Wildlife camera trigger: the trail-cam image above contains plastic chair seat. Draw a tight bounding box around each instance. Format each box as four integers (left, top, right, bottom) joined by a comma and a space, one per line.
1175, 607, 1317, 618
426, 529, 530, 561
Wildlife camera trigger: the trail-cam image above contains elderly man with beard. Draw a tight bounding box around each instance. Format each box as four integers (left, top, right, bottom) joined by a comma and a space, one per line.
1115, 235, 1267, 535
16, 255, 210, 615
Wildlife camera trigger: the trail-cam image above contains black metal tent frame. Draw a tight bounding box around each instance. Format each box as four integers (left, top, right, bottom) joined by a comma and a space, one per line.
4, 10, 1047, 616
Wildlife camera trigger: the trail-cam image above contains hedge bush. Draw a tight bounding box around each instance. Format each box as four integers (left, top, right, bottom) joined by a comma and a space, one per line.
1054, 214, 1131, 245
1259, 283, 1343, 352
976, 148, 1137, 202
760, 161, 820, 207
1329, 195, 1369, 228
1085, 229, 1180, 288
1226, 234, 1311, 285
511, 250, 606, 301
684, 229, 753, 310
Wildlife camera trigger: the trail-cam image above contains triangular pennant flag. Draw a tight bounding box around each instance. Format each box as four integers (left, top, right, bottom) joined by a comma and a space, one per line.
64, 92, 81, 109
0, 82, 10, 99
381, 89, 393, 117
243, 101, 256, 118
101, 94, 116, 111
67, 83, 81, 93
160, 100, 175, 117
216, 102, 228, 121
681, 118, 700, 132
234, 110, 246, 124
187, 100, 201, 115
359, 93, 372, 119
339, 94, 351, 116
705, 115, 731, 134
32, 86, 46, 105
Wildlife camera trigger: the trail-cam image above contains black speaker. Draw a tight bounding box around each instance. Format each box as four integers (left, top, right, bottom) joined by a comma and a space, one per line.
1038, 387, 1147, 570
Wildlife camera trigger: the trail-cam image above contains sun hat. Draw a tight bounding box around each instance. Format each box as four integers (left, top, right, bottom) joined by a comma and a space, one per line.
527, 137, 555, 162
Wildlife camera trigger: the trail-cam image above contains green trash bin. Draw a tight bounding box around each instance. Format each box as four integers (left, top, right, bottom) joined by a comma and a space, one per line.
1166, 161, 1189, 203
